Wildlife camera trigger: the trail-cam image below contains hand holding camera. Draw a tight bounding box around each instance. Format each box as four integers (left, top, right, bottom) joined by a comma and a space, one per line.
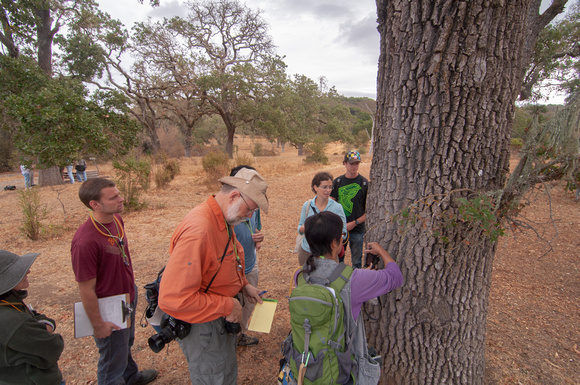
226, 297, 243, 324
364, 242, 395, 269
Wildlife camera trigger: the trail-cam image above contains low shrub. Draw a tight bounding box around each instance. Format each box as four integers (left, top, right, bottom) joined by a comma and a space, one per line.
202, 149, 231, 189
19, 188, 48, 240
113, 154, 151, 211
154, 155, 181, 189
511, 137, 524, 149
251, 142, 264, 156
304, 141, 329, 164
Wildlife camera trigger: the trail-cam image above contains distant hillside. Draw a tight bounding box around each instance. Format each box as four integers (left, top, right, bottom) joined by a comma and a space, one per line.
336, 96, 376, 114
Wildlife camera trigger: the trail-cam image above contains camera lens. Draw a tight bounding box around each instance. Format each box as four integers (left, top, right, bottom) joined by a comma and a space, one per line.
148, 334, 166, 353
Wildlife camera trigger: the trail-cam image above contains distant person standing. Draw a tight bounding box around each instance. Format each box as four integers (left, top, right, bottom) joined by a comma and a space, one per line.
75, 159, 87, 182
230, 165, 264, 347
65, 164, 75, 184
330, 151, 369, 268
19, 164, 33, 189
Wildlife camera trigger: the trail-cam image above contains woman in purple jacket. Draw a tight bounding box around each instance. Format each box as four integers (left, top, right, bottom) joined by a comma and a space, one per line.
286, 211, 403, 385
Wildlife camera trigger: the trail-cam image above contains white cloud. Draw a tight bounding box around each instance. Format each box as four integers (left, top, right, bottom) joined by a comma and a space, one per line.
97, 0, 379, 98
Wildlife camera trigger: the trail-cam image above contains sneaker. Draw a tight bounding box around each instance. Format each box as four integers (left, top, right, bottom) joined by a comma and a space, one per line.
133, 369, 158, 385
237, 333, 259, 346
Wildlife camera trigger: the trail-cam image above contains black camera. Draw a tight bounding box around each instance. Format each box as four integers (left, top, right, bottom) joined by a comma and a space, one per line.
364, 253, 380, 269
148, 313, 191, 353
225, 320, 241, 334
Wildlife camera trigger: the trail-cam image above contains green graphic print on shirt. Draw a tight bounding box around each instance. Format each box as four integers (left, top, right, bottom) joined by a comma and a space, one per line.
337, 183, 362, 217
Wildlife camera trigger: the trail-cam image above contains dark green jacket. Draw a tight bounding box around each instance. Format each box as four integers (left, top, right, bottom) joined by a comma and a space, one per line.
0, 291, 64, 385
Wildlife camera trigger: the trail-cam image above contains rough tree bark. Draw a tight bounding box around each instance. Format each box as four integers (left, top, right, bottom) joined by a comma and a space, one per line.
35, 2, 63, 186
366, 1, 548, 384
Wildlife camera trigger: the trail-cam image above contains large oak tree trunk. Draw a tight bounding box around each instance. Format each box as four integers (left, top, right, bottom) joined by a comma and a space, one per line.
367, 1, 532, 383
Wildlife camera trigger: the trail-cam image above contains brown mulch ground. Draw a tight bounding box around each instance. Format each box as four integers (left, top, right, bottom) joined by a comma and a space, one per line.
0, 142, 578, 384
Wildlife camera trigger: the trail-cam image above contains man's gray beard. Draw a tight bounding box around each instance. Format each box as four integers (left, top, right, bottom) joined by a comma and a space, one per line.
226, 198, 244, 226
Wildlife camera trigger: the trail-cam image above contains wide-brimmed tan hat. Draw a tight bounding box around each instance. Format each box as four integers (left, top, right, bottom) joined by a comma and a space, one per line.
0, 250, 39, 295
219, 168, 269, 214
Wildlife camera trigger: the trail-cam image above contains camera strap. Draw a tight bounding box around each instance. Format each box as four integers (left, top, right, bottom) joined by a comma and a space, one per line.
204, 225, 233, 293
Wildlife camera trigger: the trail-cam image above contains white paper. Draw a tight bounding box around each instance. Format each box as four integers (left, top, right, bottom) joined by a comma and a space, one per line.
74, 294, 130, 338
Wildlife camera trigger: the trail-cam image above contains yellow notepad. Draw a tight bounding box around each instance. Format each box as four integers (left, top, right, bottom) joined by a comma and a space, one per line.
248, 298, 278, 333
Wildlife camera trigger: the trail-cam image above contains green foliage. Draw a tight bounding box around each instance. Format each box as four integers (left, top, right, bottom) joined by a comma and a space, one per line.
18, 188, 48, 240
0, 56, 139, 169
511, 137, 524, 148
512, 107, 533, 140
392, 192, 506, 245
113, 155, 151, 211
523, 2, 580, 99
304, 140, 329, 164
457, 196, 505, 242
351, 130, 371, 151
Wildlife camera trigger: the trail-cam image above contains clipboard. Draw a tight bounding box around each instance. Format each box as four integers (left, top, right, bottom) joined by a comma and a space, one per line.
74, 293, 132, 338
248, 298, 278, 333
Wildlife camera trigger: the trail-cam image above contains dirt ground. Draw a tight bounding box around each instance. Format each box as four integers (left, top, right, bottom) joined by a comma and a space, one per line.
0, 141, 578, 384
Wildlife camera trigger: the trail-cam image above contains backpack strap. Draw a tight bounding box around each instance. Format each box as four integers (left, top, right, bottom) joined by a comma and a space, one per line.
328, 262, 354, 293
297, 261, 353, 288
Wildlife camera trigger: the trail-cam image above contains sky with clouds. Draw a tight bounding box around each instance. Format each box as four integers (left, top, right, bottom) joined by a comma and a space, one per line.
97, 0, 568, 103
97, 0, 380, 99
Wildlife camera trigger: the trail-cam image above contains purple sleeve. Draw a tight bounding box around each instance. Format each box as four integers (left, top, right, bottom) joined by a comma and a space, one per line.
350, 262, 404, 322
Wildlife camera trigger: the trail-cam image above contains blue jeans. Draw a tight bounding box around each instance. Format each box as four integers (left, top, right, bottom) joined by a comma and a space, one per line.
93, 293, 139, 385
23, 173, 32, 189
348, 232, 364, 268
66, 166, 75, 184
76, 170, 87, 182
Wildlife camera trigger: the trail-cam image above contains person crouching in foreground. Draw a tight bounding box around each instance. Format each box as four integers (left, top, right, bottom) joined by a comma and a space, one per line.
0, 250, 65, 385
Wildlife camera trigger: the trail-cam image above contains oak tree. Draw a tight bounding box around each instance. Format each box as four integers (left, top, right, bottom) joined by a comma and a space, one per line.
366, 1, 569, 384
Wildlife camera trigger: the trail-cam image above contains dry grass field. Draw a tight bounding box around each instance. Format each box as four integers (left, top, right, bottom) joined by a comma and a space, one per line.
0, 139, 578, 384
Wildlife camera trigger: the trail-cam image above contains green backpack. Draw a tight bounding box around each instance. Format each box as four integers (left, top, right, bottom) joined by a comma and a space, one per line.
284, 262, 354, 384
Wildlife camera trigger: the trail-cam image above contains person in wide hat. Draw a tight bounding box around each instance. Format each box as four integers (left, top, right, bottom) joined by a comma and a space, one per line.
0, 249, 65, 385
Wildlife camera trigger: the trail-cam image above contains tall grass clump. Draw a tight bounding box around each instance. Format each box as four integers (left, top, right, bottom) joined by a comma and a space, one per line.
234, 154, 255, 168
19, 188, 48, 240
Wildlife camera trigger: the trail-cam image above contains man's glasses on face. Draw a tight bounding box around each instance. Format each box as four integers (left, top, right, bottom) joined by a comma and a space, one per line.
240, 194, 258, 214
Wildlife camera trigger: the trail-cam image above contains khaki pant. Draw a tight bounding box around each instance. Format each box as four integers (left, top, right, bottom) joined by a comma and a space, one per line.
178, 318, 237, 385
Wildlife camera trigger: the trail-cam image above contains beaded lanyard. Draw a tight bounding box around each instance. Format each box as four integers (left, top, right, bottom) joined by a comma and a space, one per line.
90, 212, 130, 266
244, 218, 254, 235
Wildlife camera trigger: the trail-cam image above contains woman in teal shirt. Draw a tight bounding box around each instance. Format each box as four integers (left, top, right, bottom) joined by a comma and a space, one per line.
296, 172, 347, 265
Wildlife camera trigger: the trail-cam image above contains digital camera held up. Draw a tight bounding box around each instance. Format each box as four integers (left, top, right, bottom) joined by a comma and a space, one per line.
364, 252, 380, 269
148, 313, 191, 353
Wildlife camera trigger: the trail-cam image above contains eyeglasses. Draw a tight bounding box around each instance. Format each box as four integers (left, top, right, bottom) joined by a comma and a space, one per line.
318, 185, 333, 190
240, 194, 258, 214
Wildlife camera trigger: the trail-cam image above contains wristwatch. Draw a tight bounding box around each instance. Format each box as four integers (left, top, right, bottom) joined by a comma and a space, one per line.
355, 219, 360, 225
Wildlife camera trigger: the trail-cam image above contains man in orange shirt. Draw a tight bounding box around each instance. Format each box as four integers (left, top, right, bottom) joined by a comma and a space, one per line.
159, 168, 268, 385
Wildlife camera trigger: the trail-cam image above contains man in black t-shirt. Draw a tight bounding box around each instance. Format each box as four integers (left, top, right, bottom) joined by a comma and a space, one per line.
330, 150, 369, 268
